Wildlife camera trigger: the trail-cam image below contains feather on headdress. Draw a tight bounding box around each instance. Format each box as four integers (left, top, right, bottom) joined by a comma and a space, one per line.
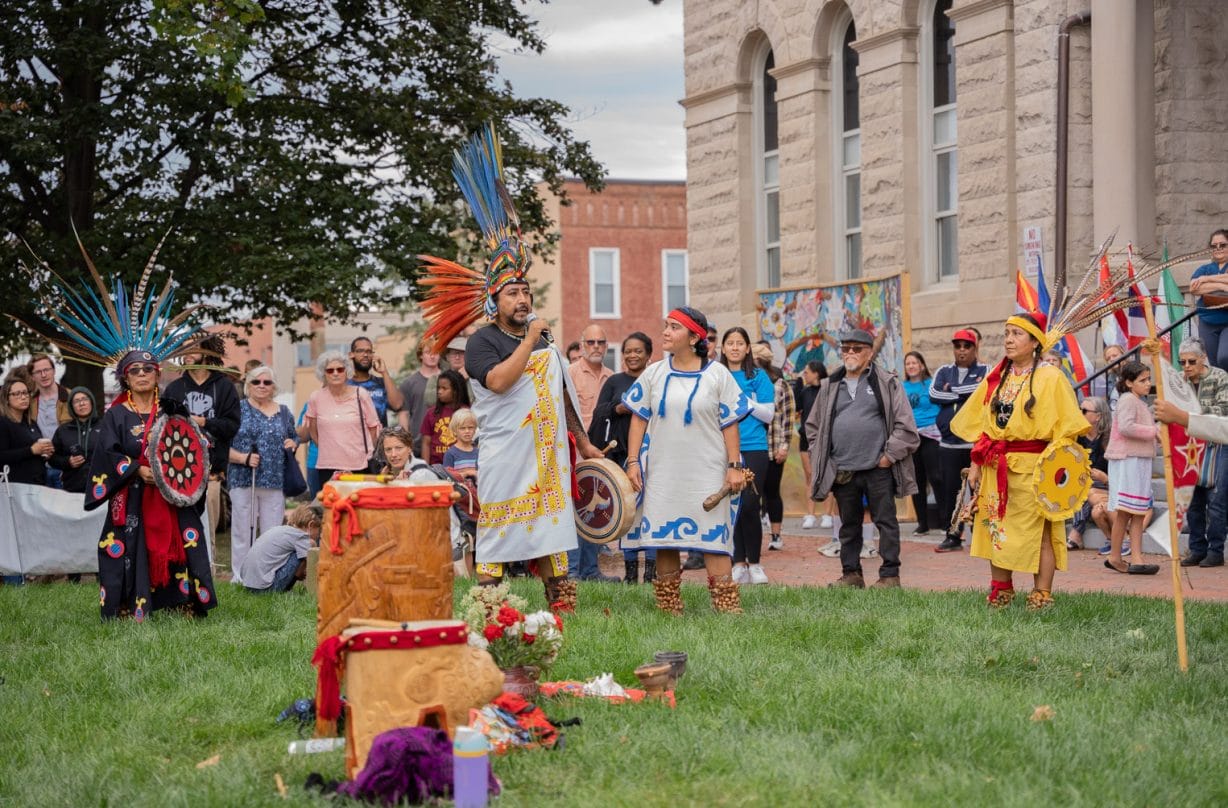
8, 227, 212, 370
1032, 230, 1210, 353
417, 123, 533, 352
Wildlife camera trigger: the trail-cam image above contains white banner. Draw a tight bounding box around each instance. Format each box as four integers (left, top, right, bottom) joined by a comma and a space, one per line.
0, 477, 106, 575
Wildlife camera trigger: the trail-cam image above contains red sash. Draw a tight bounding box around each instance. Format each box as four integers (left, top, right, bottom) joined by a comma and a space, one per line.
971, 435, 1049, 518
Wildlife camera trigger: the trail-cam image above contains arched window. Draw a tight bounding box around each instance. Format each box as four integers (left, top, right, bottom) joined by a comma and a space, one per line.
755, 47, 780, 288
924, 0, 958, 280
833, 17, 861, 279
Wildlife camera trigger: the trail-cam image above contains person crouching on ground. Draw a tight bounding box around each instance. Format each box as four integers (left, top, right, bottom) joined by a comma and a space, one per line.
949, 312, 1089, 609
240, 504, 323, 593
805, 329, 919, 589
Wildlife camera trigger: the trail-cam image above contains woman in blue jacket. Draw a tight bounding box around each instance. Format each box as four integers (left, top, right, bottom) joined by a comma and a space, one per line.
719, 328, 775, 585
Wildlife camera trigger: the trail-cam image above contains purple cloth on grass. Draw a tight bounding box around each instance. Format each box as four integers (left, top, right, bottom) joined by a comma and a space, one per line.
337, 726, 499, 805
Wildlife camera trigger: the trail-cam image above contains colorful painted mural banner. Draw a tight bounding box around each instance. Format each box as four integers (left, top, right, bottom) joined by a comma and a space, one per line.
756, 273, 912, 518
756, 272, 910, 378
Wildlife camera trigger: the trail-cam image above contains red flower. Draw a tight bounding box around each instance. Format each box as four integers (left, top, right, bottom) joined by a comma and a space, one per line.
496, 605, 521, 627
483, 624, 504, 641
522, 633, 536, 645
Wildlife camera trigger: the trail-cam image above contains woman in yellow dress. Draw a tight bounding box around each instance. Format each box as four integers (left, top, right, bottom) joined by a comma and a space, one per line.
950, 312, 1089, 609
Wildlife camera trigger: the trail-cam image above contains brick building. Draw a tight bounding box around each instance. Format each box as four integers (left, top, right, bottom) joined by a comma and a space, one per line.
681, 0, 1228, 356
535, 179, 688, 368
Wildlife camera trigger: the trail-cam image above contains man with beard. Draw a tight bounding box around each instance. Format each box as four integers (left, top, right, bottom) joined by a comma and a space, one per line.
348, 337, 404, 426
464, 280, 605, 609
806, 329, 919, 588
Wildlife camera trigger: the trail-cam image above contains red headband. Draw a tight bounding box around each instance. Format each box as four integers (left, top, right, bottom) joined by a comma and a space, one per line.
668, 309, 707, 342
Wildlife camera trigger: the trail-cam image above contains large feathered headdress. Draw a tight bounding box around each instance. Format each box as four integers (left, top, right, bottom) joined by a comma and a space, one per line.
1023, 230, 1210, 353
8, 228, 212, 372
416, 123, 533, 352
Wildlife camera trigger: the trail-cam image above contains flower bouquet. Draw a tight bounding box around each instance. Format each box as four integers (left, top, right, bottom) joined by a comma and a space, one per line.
460, 583, 564, 676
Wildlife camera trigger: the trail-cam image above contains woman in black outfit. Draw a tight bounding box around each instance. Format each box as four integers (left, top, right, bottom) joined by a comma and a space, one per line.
50, 387, 102, 493
589, 332, 654, 584
0, 374, 51, 484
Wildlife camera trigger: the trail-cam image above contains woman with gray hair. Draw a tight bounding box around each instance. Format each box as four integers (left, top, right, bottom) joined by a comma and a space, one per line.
226, 365, 299, 584
303, 350, 380, 482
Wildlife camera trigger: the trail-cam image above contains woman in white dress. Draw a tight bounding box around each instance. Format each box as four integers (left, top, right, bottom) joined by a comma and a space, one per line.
623, 307, 751, 614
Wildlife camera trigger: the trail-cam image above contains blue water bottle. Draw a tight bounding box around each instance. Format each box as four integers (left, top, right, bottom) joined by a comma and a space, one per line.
452, 726, 490, 808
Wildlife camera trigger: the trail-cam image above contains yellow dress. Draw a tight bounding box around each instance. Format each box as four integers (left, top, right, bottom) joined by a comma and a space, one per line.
949, 364, 1089, 573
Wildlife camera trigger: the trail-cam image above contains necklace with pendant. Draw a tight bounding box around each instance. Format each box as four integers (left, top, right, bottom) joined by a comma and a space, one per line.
496, 322, 528, 341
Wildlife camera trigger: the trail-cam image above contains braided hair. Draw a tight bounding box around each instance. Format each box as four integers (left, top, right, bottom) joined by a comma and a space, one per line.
992, 313, 1043, 419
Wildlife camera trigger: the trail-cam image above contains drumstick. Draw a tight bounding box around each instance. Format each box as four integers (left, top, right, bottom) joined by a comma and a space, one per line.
601, 440, 617, 456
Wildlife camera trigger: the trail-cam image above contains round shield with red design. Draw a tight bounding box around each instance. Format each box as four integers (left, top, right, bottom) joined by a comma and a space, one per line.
574, 458, 637, 544
146, 413, 210, 507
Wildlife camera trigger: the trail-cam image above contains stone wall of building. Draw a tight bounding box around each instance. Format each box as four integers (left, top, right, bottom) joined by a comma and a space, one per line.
683, 0, 1225, 360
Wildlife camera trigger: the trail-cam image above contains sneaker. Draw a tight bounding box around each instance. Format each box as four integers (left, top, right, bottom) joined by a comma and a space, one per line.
801, 514, 818, 530
731, 564, 750, 585
819, 515, 833, 529
1097, 542, 1112, 556
1199, 554, 1225, 568
829, 571, 865, 589
819, 539, 842, 558
767, 535, 783, 551
747, 564, 769, 584
1180, 553, 1206, 567
934, 536, 963, 553
682, 554, 705, 571
860, 543, 878, 559
913, 527, 930, 536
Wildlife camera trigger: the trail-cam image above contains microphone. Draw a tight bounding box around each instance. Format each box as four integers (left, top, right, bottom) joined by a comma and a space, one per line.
524, 313, 554, 344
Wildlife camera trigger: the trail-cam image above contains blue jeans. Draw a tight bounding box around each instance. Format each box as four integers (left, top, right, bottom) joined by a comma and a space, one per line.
1198, 319, 1228, 372
568, 538, 602, 580
246, 554, 301, 593
1186, 445, 1228, 558
622, 547, 657, 562
44, 466, 63, 490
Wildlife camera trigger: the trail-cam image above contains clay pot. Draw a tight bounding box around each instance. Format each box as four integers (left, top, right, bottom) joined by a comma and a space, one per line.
653, 650, 687, 680
634, 662, 673, 699
501, 665, 540, 700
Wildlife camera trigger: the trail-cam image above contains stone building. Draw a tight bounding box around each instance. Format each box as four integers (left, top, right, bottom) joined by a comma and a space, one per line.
681, 0, 1227, 356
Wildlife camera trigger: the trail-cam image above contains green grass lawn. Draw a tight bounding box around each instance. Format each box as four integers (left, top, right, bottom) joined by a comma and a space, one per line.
2, 578, 1227, 807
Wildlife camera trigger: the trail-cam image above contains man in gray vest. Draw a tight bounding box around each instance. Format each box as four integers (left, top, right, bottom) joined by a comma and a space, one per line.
806, 329, 919, 588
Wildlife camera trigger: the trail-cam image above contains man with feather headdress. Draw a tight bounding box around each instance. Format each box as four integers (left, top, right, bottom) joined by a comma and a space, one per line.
417, 124, 604, 612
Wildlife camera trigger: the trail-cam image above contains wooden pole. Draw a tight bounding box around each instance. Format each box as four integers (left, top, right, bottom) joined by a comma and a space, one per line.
1141, 295, 1190, 672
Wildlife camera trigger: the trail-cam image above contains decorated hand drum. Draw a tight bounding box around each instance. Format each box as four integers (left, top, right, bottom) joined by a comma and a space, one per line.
316, 480, 457, 645
574, 458, 637, 544
339, 619, 503, 778
146, 413, 210, 507
1032, 441, 1092, 520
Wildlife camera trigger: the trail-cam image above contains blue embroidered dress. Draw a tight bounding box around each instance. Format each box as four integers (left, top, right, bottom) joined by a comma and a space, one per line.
620, 358, 750, 555
227, 402, 298, 489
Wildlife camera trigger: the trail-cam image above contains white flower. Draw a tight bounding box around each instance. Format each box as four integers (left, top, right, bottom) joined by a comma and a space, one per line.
467, 632, 489, 650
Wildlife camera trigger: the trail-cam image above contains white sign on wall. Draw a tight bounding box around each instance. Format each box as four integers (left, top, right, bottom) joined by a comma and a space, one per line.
1023, 225, 1044, 276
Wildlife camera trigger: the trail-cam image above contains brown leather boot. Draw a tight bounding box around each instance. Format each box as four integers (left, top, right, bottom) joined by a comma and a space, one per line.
544, 576, 577, 613
652, 569, 684, 616
707, 573, 743, 614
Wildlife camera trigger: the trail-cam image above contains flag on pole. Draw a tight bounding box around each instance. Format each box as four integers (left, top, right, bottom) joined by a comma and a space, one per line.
1015, 270, 1039, 314
1099, 253, 1128, 349
1034, 255, 1095, 382
1159, 240, 1189, 368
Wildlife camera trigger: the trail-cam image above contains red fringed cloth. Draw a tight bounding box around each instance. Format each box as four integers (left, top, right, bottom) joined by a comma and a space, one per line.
970, 436, 1049, 518
312, 624, 470, 721
319, 482, 455, 555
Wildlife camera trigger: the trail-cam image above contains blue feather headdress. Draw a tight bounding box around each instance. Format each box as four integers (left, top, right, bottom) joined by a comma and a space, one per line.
417, 123, 533, 352
9, 228, 212, 370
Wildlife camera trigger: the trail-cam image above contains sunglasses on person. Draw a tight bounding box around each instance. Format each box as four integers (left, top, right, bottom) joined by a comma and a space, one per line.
584, 339, 607, 346
953, 341, 975, 350
839, 344, 868, 354
125, 364, 157, 376
249, 379, 275, 386
1211, 242, 1228, 250
324, 367, 347, 375
1081, 407, 1097, 414
1179, 359, 1200, 366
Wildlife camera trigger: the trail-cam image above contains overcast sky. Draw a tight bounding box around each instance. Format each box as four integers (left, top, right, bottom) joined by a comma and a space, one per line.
497, 0, 686, 181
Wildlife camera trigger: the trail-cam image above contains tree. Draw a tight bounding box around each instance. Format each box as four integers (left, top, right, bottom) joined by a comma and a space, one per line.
0, 0, 604, 388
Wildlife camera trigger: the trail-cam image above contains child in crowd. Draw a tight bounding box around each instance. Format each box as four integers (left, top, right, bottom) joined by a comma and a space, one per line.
1104, 361, 1159, 575
443, 407, 479, 575
420, 369, 470, 465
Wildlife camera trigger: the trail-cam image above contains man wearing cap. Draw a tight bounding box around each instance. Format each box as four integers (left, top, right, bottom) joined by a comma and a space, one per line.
929, 328, 989, 552
806, 329, 919, 588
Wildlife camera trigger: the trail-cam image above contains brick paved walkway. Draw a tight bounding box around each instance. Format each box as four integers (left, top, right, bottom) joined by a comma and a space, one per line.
656, 517, 1228, 603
